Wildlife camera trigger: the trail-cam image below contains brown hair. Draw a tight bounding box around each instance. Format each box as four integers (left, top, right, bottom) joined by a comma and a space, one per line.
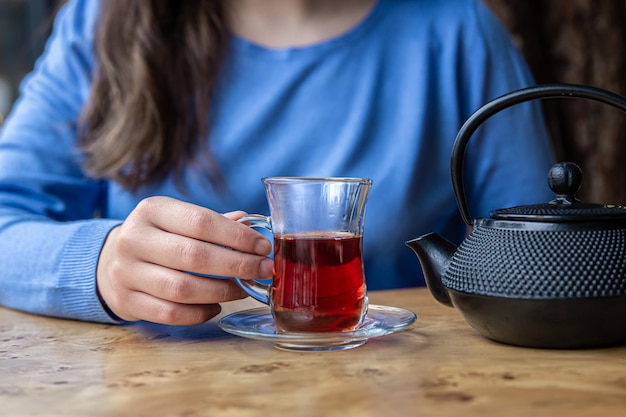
79, 1, 228, 191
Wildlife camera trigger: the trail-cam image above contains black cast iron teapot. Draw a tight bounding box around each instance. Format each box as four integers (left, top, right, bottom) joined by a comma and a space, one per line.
406, 84, 626, 349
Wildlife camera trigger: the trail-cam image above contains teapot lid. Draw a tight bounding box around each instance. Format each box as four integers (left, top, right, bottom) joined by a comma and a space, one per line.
491, 162, 626, 222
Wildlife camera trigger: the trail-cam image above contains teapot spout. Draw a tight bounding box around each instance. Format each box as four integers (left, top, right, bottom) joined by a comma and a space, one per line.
405, 233, 457, 307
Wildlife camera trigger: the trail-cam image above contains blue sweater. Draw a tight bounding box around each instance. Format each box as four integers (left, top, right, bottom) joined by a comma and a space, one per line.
0, 0, 554, 323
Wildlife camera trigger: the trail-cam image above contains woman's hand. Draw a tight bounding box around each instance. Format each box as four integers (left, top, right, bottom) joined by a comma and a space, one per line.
96, 196, 273, 325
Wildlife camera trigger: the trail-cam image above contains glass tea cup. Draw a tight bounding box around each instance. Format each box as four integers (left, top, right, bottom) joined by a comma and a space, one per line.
236, 177, 372, 334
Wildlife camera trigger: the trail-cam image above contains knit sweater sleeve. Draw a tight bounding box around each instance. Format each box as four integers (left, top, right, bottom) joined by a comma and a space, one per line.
0, 0, 124, 323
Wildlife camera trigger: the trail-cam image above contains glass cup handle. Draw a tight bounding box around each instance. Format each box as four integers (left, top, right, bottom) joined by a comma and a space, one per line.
235, 214, 272, 304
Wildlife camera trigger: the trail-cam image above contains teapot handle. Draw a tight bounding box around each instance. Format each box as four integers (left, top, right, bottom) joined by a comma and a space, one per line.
452, 83, 626, 225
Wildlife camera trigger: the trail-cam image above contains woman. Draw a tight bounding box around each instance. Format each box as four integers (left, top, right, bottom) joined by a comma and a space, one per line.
0, 0, 554, 325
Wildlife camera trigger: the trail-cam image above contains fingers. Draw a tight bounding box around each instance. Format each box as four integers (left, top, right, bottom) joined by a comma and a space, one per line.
121, 225, 274, 279
222, 210, 247, 220
96, 197, 275, 326
133, 197, 271, 256
118, 274, 242, 324
122, 262, 249, 305
102, 259, 250, 324
121, 291, 224, 325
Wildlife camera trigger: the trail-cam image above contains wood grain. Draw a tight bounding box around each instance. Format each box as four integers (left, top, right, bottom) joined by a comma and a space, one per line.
2, 288, 626, 417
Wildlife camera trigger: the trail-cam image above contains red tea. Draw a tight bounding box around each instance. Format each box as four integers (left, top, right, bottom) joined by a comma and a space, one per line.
271, 232, 367, 332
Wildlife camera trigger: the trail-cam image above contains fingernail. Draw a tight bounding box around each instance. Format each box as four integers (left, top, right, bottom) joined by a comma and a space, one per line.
260, 258, 274, 279
254, 239, 272, 256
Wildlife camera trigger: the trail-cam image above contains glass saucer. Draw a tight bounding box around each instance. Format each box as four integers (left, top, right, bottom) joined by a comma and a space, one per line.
218, 304, 417, 351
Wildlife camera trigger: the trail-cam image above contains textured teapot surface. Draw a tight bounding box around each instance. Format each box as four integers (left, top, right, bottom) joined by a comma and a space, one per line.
445, 161, 626, 300
444, 219, 626, 299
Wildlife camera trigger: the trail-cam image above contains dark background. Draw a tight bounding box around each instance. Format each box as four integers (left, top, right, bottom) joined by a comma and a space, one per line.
486, 0, 626, 205
1, 0, 625, 204
0, 0, 59, 119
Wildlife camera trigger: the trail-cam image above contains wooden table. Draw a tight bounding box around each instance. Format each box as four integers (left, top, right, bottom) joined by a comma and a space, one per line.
2, 288, 626, 417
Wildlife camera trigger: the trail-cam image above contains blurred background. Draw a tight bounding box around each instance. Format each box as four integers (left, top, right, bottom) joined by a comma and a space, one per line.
0, 0, 61, 121
0, 0, 625, 203
486, 0, 626, 205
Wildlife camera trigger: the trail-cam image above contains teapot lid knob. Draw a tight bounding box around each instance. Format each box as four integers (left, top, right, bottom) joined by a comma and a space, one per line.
548, 162, 582, 201
493, 160, 626, 221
